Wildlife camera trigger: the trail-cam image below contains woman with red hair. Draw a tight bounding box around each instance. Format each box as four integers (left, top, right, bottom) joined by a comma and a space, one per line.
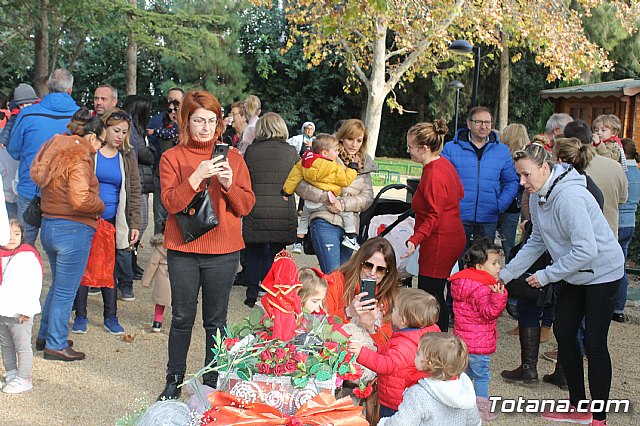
157, 91, 255, 400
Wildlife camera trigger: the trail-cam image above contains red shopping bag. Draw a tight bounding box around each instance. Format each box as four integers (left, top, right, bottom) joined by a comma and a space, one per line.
81, 219, 116, 288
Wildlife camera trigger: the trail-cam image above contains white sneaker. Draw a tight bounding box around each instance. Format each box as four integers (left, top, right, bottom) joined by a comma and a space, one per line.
341, 236, 360, 251
291, 242, 303, 254
2, 376, 32, 394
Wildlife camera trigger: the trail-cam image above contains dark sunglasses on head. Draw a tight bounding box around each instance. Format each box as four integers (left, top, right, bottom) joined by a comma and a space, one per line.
361, 261, 388, 276
110, 112, 132, 122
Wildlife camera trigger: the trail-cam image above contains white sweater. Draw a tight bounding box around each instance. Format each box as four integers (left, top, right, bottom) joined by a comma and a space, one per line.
378, 373, 482, 426
0, 251, 42, 318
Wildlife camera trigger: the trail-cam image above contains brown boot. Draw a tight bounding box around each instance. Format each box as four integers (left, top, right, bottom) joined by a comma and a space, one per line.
507, 326, 519, 336
501, 327, 540, 385
540, 326, 553, 343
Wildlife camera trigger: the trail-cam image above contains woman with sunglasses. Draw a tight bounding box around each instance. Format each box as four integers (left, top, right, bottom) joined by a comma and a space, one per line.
157, 91, 255, 400
72, 108, 141, 335
147, 99, 180, 153
31, 107, 105, 360
499, 143, 623, 425
402, 120, 464, 332
295, 119, 375, 273
324, 237, 399, 346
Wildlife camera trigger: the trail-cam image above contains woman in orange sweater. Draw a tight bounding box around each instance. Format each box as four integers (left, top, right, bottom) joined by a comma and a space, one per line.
324, 237, 399, 346
157, 91, 255, 400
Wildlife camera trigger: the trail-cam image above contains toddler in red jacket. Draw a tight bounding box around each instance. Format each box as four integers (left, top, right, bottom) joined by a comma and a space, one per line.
347, 288, 440, 419
450, 237, 507, 422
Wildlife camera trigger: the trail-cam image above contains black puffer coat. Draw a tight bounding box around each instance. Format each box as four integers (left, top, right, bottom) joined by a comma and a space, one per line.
243, 138, 298, 244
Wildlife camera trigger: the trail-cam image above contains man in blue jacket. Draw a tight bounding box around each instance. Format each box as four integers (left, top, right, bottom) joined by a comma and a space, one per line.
442, 106, 519, 249
7, 69, 79, 244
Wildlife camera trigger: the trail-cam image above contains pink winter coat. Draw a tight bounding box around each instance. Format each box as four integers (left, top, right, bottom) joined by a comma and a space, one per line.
450, 268, 507, 355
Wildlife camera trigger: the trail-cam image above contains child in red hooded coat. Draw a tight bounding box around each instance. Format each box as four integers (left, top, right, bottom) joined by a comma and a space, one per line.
347, 288, 440, 418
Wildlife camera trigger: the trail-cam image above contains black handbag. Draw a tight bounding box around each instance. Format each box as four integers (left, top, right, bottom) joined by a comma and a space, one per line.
175, 147, 219, 243
23, 194, 42, 227
506, 221, 556, 307
303, 230, 315, 255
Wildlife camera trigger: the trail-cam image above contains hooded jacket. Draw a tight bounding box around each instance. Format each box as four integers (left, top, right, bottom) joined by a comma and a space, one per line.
377, 374, 482, 426
282, 150, 358, 197
441, 128, 519, 223
450, 268, 507, 355
31, 134, 104, 230
500, 164, 625, 287
8, 92, 79, 200
357, 325, 440, 410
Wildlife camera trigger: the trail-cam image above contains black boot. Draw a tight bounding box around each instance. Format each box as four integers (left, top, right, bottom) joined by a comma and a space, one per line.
132, 242, 144, 280
157, 373, 184, 401
501, 327, 540, 385
543, 361, 568, 390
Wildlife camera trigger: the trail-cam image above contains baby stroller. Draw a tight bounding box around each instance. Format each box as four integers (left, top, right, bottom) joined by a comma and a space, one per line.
359, 183, 416, 280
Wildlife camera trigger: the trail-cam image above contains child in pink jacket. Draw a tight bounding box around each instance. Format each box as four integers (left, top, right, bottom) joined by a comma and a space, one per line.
450, 237, 507, 422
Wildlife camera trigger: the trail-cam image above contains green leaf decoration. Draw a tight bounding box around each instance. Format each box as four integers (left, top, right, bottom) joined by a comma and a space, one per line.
309, 363, 322, 374
338, 351, 347, 363
248, 307, 263, 326
263, 317, 274, 328
330, 331, 348, 344
338, 364, 349, 375
316, 370, 332, 381
237, 369, 249, 381
293, 376, 309, 388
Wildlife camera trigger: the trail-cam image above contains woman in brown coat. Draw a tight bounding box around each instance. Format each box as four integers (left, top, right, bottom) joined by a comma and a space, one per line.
32, 107, 105, 361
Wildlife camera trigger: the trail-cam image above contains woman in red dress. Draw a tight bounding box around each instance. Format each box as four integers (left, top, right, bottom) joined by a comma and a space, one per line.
403, 120, 465, 331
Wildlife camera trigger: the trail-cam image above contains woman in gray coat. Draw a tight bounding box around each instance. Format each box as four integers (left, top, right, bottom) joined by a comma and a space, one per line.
242, 112, 298, 307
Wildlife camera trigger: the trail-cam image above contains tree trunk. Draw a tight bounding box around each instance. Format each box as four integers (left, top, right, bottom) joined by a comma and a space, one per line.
364, 18, 389, 160
126, 0, 137, 95
498, 34, 509, 131
33, 0, 50, 96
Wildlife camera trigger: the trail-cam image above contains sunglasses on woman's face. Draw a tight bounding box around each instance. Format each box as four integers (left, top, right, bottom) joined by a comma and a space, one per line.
168, 108, 178, 113
110, 112, 132, 122
361, 261, 388, 277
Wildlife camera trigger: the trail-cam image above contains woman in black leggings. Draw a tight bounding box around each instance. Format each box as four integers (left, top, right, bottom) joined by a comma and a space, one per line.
499, 143, 624, 426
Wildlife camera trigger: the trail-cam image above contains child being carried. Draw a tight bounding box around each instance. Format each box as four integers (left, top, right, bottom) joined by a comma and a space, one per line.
282, 134, 360, 252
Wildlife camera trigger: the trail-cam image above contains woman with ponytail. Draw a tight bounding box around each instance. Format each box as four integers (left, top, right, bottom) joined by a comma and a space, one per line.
402, 120, 465, 332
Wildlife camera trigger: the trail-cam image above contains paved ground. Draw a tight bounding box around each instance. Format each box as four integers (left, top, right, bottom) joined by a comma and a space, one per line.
1, 195, 639, 425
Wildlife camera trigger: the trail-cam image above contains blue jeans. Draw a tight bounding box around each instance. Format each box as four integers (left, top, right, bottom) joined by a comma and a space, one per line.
462, 221, 497, 251
498, 212, 520, 257
38, 218, 95, 350
516, 300, 543, 328
615, 226, 634, 314
379, 404, 397, 418
309, 219, 352, 274
17, 194, 40, 245
466, 354, 491, 398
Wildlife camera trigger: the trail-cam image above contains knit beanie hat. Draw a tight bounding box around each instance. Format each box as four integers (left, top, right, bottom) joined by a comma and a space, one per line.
14, 83, 38, 105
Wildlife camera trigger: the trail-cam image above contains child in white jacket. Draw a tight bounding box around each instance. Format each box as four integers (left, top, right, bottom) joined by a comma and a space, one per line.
0, 218, 43, 393
378, 333, 481, 426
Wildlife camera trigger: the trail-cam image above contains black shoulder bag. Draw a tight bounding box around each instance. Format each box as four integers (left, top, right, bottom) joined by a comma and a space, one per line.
175, 147, 219, 243
23, 187, 42, 227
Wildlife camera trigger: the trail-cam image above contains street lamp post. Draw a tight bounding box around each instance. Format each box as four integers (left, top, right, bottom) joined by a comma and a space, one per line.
448, 80, 464, 133
448, 40, 480, 108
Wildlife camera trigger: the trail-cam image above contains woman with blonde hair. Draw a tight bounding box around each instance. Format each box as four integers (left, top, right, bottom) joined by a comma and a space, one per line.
242, 112, 298, 307
499, 123, 530, 256
403, 120, 464, 332
295, 119, 375, 273
72, 108, 141, 336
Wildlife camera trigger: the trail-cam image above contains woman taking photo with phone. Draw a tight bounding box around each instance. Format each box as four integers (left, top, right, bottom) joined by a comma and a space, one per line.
158, 91, 255, 400
324, 237, 399, 345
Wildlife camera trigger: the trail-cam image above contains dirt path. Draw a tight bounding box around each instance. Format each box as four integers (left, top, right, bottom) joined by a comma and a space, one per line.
1, 234, 638, 425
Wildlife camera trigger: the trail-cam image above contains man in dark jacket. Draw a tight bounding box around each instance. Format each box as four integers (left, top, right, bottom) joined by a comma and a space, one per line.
442, 106, 519, 248
8, 69, 79, 244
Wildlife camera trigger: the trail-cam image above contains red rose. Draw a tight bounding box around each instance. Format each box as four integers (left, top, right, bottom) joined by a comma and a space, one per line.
223, 337, 240, 350
274, 348, 287, 361
257, 362, 270, 374
285, 343, 297, 353
274, 364, 287, 376
260, 350, 273, 361
285, 360, 297, 373
342, 364, 363, 381
325, 341, 339, 352
353, 383, 373, 399
294, 352, 308, 363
